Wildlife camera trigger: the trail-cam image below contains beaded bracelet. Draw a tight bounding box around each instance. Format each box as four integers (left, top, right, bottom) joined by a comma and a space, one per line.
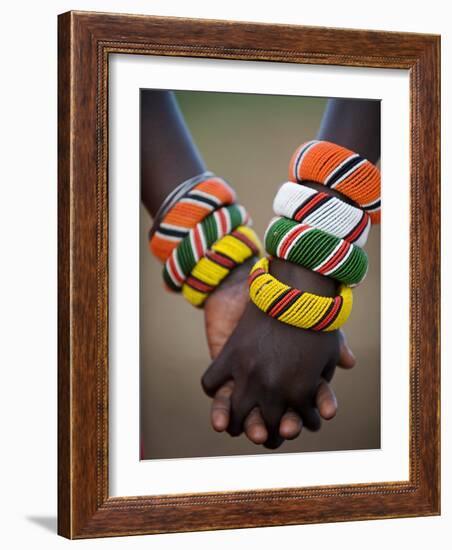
182, 226, 262, 307
248, 257, 353, 331
289, 140, 381, 224
273, 181, 371, 247
148, 171, 215, 240
149, 174, 236, 262
265, 217, 368, 286
163, 204, 250, 291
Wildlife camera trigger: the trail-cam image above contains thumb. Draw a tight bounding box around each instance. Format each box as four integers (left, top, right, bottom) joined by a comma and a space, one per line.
337, 329, 356, 369
201, 348, 234, 398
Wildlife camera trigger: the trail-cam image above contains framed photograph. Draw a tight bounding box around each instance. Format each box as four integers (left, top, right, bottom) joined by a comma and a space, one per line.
58, 11, 440, 538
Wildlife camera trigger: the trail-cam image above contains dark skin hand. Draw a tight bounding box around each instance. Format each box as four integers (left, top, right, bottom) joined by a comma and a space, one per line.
203, 259, 356, 447
202, 255, 349, 449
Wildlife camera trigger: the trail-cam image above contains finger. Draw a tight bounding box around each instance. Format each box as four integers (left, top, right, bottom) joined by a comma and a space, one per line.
293, 402, 321, 432
337, 330, 356, 369
321, 357, 337, 383
263, 434, 285, 450
316, 379, 338, 420
303, 407, 321, 431
201, 350, 234, 397
260, 401, 285, 449
227, 387, 257, 437
210, 380, 234, 432
244, 407, 268, 445
279, 409, 303, 440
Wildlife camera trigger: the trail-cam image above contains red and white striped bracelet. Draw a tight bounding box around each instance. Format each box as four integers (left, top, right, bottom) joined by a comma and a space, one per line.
273, 181, 371, 247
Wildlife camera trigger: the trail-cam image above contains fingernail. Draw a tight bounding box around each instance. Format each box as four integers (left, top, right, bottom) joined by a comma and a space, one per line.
212, 414, 227, 432
345, 344, 356, 361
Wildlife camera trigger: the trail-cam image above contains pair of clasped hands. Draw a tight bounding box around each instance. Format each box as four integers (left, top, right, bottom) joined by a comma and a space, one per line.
201, 207, 356, 450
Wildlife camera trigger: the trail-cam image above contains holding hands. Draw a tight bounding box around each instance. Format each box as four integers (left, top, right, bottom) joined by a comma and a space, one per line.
200, 138, 380, 449
203, 259, 356, 448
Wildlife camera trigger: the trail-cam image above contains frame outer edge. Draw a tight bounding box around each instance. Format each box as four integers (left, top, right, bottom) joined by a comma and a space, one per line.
409, 37, 441, 517
57, 11, 73, 539
422, 35, 441, 515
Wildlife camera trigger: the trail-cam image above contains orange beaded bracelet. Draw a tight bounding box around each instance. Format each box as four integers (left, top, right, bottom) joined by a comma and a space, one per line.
289, 140, 381, 224
149, 174, 236, 262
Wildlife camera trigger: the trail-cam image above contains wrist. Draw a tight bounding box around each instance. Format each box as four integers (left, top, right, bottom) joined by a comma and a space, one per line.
301, 180, 359, 208
270, 258, 337, 297
248, 257, 352, 331
268, 177, 365, 296
206, 256, 256, 298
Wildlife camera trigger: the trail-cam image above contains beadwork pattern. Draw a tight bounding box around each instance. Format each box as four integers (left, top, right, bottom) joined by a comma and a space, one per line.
163, 204, 250, 291
182, 226, 262, 307
289, 140, 381, 223
149, 175, 236, 262
273, 181, 371, 247
265, 217, 368, 286
248, 257, 353, 331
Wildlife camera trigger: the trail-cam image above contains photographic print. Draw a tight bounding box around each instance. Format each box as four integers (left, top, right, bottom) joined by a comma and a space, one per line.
140, 90, 381, 459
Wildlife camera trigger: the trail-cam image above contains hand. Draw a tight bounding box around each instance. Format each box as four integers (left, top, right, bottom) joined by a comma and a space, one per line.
203, 259, 356, 448
204, 260, 252, 361
207, 331, 355, 447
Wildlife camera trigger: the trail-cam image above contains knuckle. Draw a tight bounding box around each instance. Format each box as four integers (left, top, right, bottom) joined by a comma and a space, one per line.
201, 371, 215, 396
242, 356, 259, 373
200, 375, 209, 393
258, 371, 280, 393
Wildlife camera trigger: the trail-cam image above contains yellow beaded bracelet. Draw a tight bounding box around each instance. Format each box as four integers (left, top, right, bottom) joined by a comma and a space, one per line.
248, 257, 353, 331
182, 226, 262, 307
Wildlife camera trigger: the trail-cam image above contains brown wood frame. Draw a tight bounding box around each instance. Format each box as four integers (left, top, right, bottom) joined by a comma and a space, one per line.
58, 10, 440, 539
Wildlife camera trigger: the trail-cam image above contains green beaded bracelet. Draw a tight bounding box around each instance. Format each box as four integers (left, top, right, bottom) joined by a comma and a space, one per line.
264, 217, 368, 286
163, 204, 250, 291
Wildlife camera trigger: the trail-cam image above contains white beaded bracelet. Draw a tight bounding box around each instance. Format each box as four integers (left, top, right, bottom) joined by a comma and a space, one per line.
273, 181, 371, 248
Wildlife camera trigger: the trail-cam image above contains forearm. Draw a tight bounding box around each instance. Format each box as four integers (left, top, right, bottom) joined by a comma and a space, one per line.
140, 90, 206, 217
317, 98, 380, 163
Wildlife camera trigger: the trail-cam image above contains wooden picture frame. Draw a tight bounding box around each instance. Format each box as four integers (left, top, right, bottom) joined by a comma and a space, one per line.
58, 10, 440, 538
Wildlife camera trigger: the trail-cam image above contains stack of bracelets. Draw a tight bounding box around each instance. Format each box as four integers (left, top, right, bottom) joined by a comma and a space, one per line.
149, 171, 262, 308
248, 140, 381, 332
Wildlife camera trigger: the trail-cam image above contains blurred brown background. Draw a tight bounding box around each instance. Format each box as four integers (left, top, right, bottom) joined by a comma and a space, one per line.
140, 91, 380, 459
